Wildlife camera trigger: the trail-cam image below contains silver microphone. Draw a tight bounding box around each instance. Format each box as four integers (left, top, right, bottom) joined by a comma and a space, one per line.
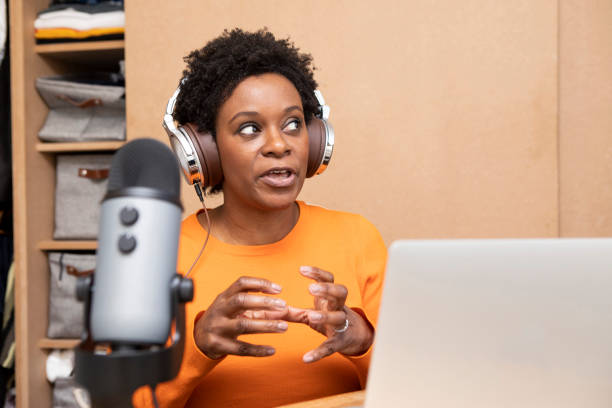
89, 138, 183, 345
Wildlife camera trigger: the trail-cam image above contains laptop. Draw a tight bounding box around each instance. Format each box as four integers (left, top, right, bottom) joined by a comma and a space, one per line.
364, 239, 612, 407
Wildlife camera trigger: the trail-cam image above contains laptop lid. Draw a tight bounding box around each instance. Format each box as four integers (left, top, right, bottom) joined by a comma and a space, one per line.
365, 239, 612, 407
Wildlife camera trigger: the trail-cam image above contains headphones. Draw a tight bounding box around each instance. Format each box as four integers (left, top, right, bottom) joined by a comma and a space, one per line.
163, 80, 335, 191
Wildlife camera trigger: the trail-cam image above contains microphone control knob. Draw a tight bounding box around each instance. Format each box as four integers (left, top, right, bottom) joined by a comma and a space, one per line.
118, 234, 137, 254
178, 278, 194, 303
120, 206, 139, 226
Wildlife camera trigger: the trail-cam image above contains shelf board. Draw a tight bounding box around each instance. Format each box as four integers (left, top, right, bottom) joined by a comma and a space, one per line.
35, 40, 124, 54
38, 240, 97, 251
35, 40, 124, 65
38, 338, 80, 350
36, 141, 125, 153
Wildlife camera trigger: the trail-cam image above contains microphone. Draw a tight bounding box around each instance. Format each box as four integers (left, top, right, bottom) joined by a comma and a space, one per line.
89, 138, 183, 345
74, 138, 192, 407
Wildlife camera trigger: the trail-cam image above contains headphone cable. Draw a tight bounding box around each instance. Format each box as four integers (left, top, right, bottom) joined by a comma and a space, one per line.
185, 183, 212, 278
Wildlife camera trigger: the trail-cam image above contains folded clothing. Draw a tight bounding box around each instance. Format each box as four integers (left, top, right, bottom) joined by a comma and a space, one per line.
46, 349, 74, 383
35, 33, 124, 44
34, 2, 124, 42
35, 5, 124, 31
35, 27, 124, 39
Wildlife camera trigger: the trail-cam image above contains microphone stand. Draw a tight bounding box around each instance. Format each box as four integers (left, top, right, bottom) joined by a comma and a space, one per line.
74, 274, 193, 407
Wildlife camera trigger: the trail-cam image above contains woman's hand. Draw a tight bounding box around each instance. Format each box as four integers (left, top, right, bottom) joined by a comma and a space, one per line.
299, 266, 374, 363
194, 276, 289, 360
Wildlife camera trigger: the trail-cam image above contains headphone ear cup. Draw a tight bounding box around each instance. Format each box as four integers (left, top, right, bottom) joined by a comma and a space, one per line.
306, 117, 327, 178
182, 123, 223, 189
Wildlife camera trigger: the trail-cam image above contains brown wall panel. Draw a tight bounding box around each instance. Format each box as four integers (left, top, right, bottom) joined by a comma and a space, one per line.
125, 0, 559, 244
559, 0, 612, 236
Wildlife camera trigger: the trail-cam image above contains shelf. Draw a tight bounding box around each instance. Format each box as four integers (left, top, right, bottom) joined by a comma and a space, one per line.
36, 141, 125, 153
35, 40, 124, 54
38, 338, 80, 350
38, 240, 97, 251
35, 40, 124, 66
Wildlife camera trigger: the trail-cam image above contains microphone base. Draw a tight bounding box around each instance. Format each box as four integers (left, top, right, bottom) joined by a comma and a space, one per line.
74, 274, 193, 407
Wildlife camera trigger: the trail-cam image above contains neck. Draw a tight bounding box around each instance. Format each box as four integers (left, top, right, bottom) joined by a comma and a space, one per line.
204, 199, 300, 246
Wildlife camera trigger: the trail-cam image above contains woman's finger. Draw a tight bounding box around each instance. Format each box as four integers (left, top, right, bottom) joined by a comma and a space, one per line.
303, 337, 343, 363
299, 266, 334, 283
307, 310, 347, 327
308, 283, 348, 307
225, 276, 282, 297
227, 318, 288, 335
213, 335, 276, 357
223, 293, 287, 315
244, 306, 311, 324
314, 296, 330, 313
243, 306, 349, 329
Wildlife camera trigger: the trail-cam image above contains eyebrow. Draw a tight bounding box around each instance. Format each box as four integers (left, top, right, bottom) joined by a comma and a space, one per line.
228, 105, 303, 124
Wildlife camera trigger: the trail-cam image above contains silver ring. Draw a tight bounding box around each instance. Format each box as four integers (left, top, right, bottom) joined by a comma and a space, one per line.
334, 318, 349, 333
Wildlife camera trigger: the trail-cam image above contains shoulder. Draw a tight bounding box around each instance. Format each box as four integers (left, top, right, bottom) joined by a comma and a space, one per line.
300, 201, 383, 242
178, 211, 205, 246
301, 202, 387, 284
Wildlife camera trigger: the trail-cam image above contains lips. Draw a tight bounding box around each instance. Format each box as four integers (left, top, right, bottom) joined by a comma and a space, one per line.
259, 167, 298, 188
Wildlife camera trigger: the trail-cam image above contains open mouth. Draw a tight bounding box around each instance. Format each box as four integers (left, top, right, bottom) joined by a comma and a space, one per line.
260, 168, 297, 187
265, 169, 293, 177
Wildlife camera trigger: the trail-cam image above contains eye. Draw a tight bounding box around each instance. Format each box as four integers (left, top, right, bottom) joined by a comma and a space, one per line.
239, 123, 259, 136
283, 118, 301, 132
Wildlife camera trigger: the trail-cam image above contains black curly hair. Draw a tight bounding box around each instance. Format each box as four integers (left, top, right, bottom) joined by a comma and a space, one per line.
174, 28, 319, 137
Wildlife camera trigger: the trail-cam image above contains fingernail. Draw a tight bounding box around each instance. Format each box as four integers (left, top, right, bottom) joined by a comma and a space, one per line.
303, 352, 314, 363
274, 299, 286, 308
300, 266, 312, 274
271, 283, 282, 293
310, 312, 323, 321
277, 322, 288, 330
309, 284, 322, 294
266, 348, 275, 356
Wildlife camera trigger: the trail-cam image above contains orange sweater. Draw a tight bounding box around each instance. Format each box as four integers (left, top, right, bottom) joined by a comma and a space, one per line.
133, 201, 387, 407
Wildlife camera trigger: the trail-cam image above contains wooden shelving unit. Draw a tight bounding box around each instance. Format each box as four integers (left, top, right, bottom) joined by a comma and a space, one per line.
35, 39, 124, 54
37, 240, 98, 251
10, 2, 128, 405
34, 40, 125, 66
36, 141, 125, 153
38, 338, 80, 350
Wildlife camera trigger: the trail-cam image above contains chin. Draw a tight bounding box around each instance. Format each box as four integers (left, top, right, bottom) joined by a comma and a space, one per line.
256, 192, 298, 210
251, 178, 304, 211
252, 185, 302, 211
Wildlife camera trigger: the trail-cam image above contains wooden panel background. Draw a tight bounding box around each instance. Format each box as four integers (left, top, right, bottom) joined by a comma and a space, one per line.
559, 0, 612, 237
125, 0, 559, 244
11, 0, 612, 406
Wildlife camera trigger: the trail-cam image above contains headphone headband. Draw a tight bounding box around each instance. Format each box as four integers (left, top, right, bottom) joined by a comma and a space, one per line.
314, 89, 330, 121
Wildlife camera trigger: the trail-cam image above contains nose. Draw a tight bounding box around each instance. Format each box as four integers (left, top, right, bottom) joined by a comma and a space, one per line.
261, 127, 290, 158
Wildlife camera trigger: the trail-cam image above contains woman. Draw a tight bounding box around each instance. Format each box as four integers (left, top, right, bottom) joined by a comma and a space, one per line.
135, 28, 386, 407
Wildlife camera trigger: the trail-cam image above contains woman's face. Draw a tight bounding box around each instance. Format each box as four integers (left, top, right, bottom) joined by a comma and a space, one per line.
215, 73, 309, 211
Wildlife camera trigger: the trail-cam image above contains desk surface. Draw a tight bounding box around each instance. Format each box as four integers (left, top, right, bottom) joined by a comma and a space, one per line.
277, 390, 365, 408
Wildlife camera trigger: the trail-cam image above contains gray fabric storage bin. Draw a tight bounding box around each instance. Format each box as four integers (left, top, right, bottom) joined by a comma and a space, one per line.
54, 154, 111, 240
53, 377, 91, 408
36, 74, 125, 142
47, 252, 95, 339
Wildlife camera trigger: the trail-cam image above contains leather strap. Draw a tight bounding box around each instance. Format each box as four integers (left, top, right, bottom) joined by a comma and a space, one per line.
56, 94, 103, 108
78, 168, 109, 179
65, 265, 94, 278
